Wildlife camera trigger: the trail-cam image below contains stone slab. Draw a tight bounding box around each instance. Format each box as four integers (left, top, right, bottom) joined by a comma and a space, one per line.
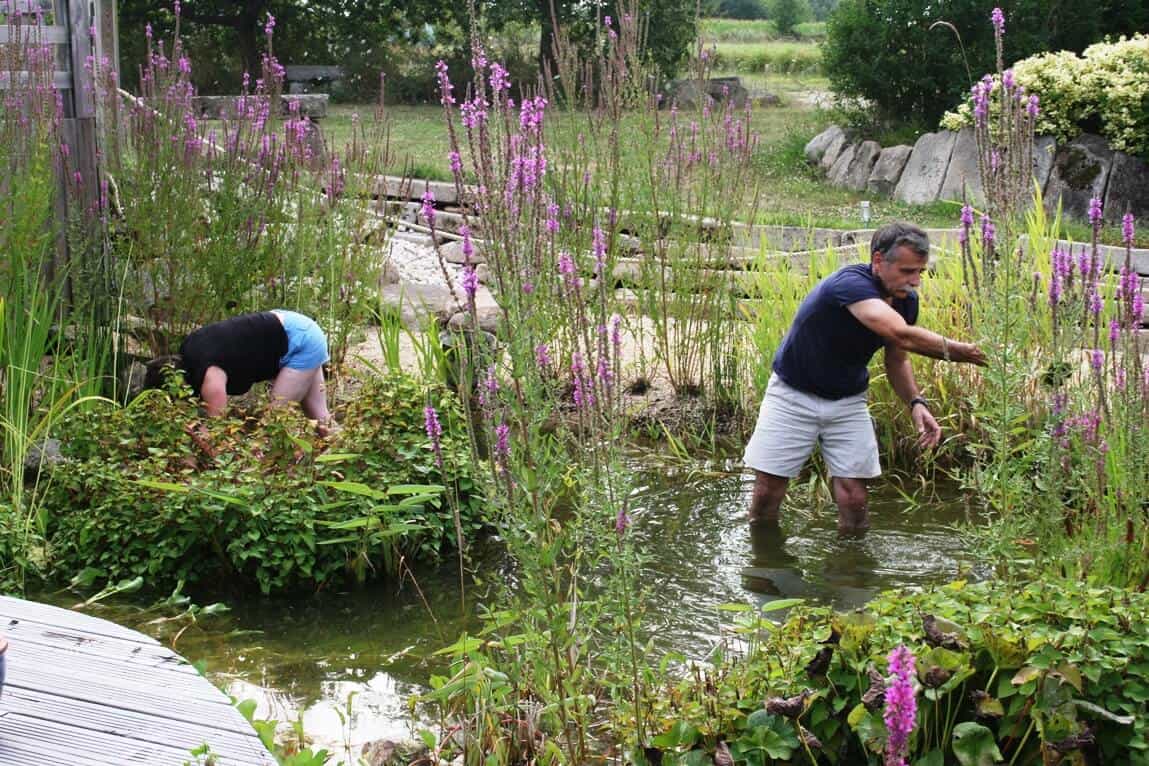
1103, 151, 1149, 225
1044, 134, 1113, 223
841, 140, 881, 192
804, 125, 845, 165
939, 127, 984, 206
827, 142, 858, 187
867, 145, 912, 197
819, 129, 850, 172
894, 131, 958, 205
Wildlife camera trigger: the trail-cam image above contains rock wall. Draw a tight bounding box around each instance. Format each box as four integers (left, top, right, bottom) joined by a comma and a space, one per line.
804, 127, 1149, 225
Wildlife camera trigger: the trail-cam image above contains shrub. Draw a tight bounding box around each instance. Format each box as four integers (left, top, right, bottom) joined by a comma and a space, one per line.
823, 0, 1146, 127
643, 578, 1149, 764
941, 35, 1149, 157
43, 373, 482, 595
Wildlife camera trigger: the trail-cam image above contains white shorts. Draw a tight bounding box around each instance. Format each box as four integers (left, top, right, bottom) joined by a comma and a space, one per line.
742, 373, 881, 479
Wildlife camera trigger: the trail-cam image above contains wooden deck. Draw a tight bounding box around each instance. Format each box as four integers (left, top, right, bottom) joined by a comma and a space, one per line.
0, 595, 275, 765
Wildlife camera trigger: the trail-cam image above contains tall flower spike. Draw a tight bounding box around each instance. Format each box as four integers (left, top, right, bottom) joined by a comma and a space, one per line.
1089, 197, 1103, 228
1123, 213, 1135, 248
424, 406, 443, 467
991, 7, 1005, 36
883, 645, 917, 766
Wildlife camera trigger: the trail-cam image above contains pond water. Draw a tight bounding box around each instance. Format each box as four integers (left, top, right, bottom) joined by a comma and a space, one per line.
38, 463, 985, 755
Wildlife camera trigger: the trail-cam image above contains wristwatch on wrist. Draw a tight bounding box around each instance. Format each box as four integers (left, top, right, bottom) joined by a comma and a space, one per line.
909, 396, 929, 411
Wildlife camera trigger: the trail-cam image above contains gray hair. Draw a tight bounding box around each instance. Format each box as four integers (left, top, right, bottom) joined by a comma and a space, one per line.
870, 222, 930, 262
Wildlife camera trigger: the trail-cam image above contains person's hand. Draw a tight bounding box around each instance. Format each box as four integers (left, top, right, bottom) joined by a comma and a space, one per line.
954, 341, 988, 367
912, 404, 941, 449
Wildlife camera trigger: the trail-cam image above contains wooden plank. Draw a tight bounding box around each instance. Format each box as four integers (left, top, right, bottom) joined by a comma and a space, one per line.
68, 0, 96, 118
0, 70, 73, 89
0, 596, 274, 765
0, 25, 70, 43
0, 595, 157, 643
6, 687, 274, 757
0, 714, 271, 765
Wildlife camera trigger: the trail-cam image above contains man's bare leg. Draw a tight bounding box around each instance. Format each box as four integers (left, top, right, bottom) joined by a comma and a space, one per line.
271, 366, 333, 433
831, 476, 869, 532
750, 470, 790, 523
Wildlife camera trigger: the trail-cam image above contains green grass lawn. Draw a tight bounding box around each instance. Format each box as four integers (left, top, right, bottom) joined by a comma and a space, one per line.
320, 92, 961, 230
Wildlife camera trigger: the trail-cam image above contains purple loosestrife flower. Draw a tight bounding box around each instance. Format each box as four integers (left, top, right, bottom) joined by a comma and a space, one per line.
488, 62, 510, 96
462, 266, 479, 302
959, 204, 974, 245
972, 82, 989, 126
264, 13, 275, 36
535, 343, 551, 371
1027, 94, 1040, 118
420, 189, 435, 226
1002, 68, 1015, 92
424, 405, 443, 467
615, 508, 631, 535
448, 150, 462, 176
494, 422, 510, 473
435, 60, 455, 106
991, 7, 1005, 36
1109, 319, 1120, 346
1135, 292, 1145, 324
461, 96, 487, 129
1091, 348, 1104, 370
593, 226, 607, 275
1089, 197, 1103, 229
981, 214, 996, 247
460, 224, 474, 263
546, 200, 560, 234
1049, 273, 1062, 306
883, 646, 917, 766
1124, 213, 1136, 247
1089, 285, 1102, 316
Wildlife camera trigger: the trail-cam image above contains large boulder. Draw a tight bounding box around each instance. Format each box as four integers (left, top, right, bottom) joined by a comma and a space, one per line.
867, 145, 912, 197
662, 77, 749, 110
804, 126, 845, 165
840, 140, 881, 191
1033, 135, 1057, 192
939, 128, 984, 206
1044, 134, 1113, 222
819, 130, 850, 172
894, 131, 958, 205
827, 142, 858, 187
1103, 151, 1149, 225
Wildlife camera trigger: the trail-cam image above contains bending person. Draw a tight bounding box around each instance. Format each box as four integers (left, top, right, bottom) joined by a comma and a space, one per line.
146, 310, 335, 435
743, 222, 986, 532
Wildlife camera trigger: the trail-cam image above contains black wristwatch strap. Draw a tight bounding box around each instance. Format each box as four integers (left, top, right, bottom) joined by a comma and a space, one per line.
909, 396, 929, 411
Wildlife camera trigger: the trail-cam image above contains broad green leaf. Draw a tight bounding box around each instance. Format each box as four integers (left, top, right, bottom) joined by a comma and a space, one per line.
716, 603, 755, 613
951, 722, 1003, 766
387, 484, 446, 495
318, 480, 389, 500
760, 598, 805, 613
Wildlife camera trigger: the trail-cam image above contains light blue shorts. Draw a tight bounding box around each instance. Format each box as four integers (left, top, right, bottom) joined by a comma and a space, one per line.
273, 310, 330, 371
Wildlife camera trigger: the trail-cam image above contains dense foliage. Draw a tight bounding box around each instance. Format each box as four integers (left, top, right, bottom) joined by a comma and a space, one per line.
642, 578, 1149, 764
43, 373, 481, 594
822, 0, 1149, 127
941, 35, 1149, 158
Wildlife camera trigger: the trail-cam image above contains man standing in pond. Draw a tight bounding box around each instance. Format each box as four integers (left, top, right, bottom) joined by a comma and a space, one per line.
145, 310, 336, 436
743, 222, 987, 531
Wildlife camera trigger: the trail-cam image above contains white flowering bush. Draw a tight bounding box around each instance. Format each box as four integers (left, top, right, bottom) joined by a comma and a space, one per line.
1081, 35, 1149, 157
941, 35, 1149, 157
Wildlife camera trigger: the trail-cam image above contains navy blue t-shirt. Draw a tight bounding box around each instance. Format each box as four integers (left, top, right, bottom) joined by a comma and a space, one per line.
772, 263, 918, 399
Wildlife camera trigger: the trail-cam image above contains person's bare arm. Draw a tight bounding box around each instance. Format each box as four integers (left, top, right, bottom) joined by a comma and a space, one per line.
886, 343, 941, 447
199, 366, 229, 416
848, 299, 987, 365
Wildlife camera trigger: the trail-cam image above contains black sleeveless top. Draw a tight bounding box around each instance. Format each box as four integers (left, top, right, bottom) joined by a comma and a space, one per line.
180, 312, 288, 396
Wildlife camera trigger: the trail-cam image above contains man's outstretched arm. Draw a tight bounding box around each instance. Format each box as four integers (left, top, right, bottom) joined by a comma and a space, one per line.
848, 299, 987, 366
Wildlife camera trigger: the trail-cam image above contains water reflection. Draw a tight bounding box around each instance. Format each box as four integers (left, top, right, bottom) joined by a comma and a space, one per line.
36, 463, 983, 752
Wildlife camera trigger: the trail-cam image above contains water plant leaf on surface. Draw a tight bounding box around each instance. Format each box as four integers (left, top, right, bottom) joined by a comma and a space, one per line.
951, 722, 1003, 765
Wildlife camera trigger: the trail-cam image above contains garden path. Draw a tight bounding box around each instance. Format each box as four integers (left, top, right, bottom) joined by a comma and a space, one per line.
0, 595, 274, 765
